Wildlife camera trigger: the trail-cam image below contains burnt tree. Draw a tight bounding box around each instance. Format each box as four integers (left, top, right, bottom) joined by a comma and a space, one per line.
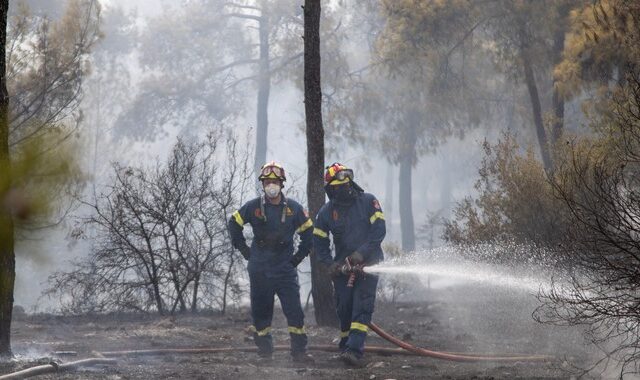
536, 68, 640, 376
303, 0, 337, 327
0, 0, 12, 357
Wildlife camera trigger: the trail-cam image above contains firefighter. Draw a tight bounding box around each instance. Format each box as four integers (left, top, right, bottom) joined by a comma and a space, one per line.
313, 162, 386, 367
228, 161, 314, 363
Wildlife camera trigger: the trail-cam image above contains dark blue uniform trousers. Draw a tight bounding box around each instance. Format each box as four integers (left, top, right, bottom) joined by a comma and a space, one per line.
249, 270, 307, 356
333, 272, 378, 358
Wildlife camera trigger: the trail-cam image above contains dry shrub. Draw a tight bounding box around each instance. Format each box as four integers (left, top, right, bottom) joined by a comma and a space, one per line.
443, 133, 571, 250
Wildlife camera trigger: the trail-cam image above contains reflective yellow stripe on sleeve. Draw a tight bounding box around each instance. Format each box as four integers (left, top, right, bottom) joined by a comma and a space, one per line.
288, 326, 306, 335
313, 227, 328, 238
350, 322, 369, 332
339, 330, 349, 338
232, 210, 244, 226
297, 219, 313, 233
256, 327, 272, 336
369, 211, 385, 224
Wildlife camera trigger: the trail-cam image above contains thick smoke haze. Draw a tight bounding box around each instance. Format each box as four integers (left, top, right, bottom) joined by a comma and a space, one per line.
13, 0, 513, 309
13, 0, 578, 310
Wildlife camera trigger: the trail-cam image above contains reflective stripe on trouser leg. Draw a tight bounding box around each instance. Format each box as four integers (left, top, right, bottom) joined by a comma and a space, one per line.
250, 271, 275, 355
347, 273, 379, 358
288, 326, 308, 355
333, 275, 354, 352
253, 328, 273, 356
275, 272, 308, 354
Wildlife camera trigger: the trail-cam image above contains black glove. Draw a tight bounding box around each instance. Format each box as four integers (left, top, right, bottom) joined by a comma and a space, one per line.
326, 262, 341, 278
348, 251, 364, 264
290, 253, 305, 268
239, 244, 250, 261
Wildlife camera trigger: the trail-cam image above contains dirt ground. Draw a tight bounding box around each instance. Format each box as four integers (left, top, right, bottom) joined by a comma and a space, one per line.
0, 285, 592, 379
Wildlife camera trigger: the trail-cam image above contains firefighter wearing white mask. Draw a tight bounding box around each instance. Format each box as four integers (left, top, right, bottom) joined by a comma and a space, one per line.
228, 161, 314, 363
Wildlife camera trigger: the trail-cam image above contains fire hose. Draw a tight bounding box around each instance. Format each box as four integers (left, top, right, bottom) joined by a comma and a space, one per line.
368, 322, 551, 362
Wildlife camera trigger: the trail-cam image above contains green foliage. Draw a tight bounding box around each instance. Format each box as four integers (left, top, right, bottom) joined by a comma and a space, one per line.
377, 0, 481, 76
555, 0, 639, 100
1, 0, 98, 244
8, 0, 101, 148
370, 0, 521, 165
443, 133, 570, 247
1, 128, 82, 241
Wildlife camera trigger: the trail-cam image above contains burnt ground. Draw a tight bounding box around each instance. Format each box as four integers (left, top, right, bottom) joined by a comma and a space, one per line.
0, 284, 594, 379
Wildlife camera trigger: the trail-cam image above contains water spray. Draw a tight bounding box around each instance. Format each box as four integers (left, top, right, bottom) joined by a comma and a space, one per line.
361, 244, 563, 293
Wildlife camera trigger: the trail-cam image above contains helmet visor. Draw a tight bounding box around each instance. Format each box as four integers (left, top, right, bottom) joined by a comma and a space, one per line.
261, 165, 283, 179
334, 169, 353, 182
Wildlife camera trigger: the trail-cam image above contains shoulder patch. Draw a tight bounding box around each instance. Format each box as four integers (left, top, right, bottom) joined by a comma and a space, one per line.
286, 207, 294, 216
373, 199, 381, 210
254, 208, 263, 218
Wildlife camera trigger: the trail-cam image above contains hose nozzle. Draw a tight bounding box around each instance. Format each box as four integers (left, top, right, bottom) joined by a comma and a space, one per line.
339, 257, 364, 275
339, 257, 365, 287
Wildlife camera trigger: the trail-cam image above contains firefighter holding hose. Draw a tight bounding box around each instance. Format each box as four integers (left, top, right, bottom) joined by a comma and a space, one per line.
313, 162, 386, 367
228, 161, 314, 363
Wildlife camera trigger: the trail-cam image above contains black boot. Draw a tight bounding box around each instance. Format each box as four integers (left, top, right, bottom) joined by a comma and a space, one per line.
256, 351, 273, 364
339, 350, 364, 368
291, 352, 315, 364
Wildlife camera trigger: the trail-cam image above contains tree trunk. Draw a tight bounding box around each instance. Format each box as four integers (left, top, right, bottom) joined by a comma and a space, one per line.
221, 254, 235, 316
169, 269, 188, 314
521, 44, 553, 172
191, 274, 200, 313
551, 6, 569, 147
254, 13, 270, 172
384, 163, 394, 235
304, 0, 337, 327
150, 267, 164, 315
0, 0, 14, 357
439, 158, 452, 219
399, 153, 415, 252
398, 115, 417, 253
150, 279, 164, 315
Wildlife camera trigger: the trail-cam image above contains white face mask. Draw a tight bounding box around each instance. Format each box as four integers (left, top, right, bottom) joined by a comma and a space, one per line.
264, 183, 281, 199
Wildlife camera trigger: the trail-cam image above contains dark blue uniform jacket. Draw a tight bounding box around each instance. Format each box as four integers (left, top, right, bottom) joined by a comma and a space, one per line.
313, 192, 386, 266
229, 196, 313, 277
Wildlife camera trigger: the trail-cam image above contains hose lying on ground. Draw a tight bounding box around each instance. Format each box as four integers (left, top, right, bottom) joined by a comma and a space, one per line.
0, 358, 117, 380
368, 322, 553, 362
0, 345, 413, 379
98, 345, 415, 357
0, 322, 553, 379
99, 324, 552, 363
